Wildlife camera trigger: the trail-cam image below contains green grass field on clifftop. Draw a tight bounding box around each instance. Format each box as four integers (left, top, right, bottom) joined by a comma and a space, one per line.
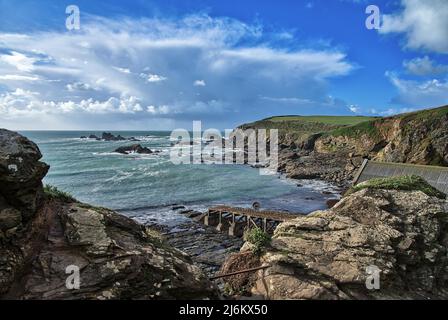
266, 115, 378, 125
241, 105, 448, 139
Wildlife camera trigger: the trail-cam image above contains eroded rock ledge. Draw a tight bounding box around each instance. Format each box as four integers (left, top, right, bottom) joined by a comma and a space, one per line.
0, 129, 217, 300
223, 188, 448, 299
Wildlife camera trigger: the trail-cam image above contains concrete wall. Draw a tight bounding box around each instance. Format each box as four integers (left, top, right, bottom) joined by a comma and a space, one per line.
354, 160, 448, 194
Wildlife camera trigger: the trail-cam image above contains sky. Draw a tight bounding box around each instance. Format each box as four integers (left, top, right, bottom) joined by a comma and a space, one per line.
0, 0, 447, 130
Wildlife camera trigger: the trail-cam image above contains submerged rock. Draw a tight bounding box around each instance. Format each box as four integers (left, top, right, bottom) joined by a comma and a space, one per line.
222, 188, 448, 299
0, 129, 217, 300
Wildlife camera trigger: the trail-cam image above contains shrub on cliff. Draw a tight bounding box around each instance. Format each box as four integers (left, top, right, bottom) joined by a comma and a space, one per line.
347, 175, 446, 199
44, 185, 76, 202
244, 228, 271, 255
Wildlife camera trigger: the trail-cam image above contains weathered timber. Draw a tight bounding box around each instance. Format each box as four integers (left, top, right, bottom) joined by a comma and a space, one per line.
207, 206, 298, 236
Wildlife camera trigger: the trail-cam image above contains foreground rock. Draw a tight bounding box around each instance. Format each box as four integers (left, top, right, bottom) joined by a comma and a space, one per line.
0, 129, 217, 300
149, 219, 244, 277
0, 129, 49, 236
222, 188, 448, 299
114, 144, 154, 155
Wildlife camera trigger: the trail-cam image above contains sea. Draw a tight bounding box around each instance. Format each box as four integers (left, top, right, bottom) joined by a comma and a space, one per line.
20, 131, 340, 227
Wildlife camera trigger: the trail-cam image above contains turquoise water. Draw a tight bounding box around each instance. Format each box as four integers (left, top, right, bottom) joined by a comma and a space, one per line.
21, 131, 339, 225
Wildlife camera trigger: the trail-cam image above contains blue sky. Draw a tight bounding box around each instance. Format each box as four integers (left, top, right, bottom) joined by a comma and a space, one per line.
0, 0, 447, 130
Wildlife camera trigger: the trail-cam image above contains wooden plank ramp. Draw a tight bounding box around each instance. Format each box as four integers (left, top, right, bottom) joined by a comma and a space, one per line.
205, 206, 299, 237
209, 205, 298, 222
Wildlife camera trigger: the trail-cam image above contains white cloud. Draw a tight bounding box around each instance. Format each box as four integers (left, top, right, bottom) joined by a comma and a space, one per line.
0, 51, 37, 72
349, 105, 360, 113
0, 74, 40, 81
0, 91, 144, 117
147, 105, 171, 115
193, 80, 206, 87
66, 82, 94, 92
140, 73, 167, 83
403, 56, 448, 76
380, 0, 448, 54
386, 71, 448, 107
113, 67, 131, 74
0, 14, 355, 129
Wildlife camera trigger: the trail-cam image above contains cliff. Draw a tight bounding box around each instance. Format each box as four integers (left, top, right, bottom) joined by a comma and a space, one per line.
238, 105, 448, 186
0, 129, 217, 300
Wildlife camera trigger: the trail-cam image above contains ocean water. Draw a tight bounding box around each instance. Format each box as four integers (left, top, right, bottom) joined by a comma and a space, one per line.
21, 131, 340, 226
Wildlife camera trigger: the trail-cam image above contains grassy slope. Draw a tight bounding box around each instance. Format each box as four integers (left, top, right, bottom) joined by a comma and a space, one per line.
241, 105, 448, 139
238, 106, 448, 162
267, 115, 378, 125
239, 115, 380, 138
329, 105, 448, 138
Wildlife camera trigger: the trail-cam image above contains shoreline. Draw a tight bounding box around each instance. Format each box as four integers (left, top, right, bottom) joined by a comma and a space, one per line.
133, 174, 342, 278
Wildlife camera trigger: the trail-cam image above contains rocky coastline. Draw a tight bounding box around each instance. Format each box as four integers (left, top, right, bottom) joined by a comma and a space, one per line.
214, 106, 448, 299
0, 129, 217, 299
220, 187, 448, 299
238, 105, 448, 188
1, 105, 448, 300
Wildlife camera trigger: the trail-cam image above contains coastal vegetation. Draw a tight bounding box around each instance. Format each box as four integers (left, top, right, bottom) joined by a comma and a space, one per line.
347, 175, 446, 199
241, 105, 448, 143
244, 227, 271, 255
267, 115, 378, 125
44, 184, 76, 202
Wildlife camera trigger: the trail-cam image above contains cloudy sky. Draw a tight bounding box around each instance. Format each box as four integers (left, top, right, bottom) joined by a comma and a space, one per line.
0, 0, 447, 130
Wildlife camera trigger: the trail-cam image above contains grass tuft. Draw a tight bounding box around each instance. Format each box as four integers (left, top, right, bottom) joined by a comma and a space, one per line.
346, 175, 446, 199
44, 185, 77, 202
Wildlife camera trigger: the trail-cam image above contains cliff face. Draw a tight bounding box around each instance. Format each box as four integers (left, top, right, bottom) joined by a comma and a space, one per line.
316, 106, 448, 165
223, 188, 448, 299
238, 105, 448, 186
0, 129, 217, 300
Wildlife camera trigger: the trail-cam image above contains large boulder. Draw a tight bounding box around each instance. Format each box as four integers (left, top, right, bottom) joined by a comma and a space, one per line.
224, 188, 448, 299
0, 129, 49, 295
0, 129, 48, 233
8, 203, 217, 299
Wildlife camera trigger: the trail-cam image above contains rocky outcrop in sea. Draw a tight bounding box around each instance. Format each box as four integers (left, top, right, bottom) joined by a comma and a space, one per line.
81, 132, 140, 142
114, 144, 155, 155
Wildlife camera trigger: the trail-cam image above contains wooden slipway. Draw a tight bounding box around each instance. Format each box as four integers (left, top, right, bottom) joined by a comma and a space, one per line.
206, 205, 298, 236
